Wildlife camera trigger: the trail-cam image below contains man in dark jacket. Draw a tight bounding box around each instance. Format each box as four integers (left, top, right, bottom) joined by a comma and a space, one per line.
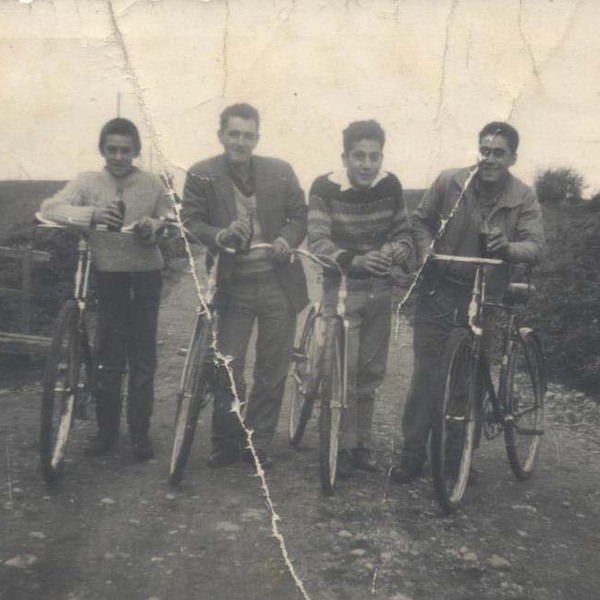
181, 103, 308, 469
393, 121, 545, 483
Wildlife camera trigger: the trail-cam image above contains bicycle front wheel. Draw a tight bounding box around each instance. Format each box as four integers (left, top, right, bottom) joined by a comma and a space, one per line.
319, 317, 344, 496
504, 329, 545, 480
169, 313, 213, 486
40, 300, 81, 484
431, 328, 477, 513
289, 307, 320, 446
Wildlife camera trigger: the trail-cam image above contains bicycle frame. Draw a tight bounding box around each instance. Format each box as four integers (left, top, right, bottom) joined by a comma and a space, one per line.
432, 253, 537, 430
294, 249, 349, 413
432, 254, 506, 425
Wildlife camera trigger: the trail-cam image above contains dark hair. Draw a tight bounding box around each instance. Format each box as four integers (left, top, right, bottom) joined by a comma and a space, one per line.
479, 121, 519, 153
219, 103, 260, 131
98, 118, 141, 155
343, 120, 385, 154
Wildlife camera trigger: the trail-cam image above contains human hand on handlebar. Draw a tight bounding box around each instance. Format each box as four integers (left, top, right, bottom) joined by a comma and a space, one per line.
133, 217, 160, 245
92, 201, 124, 230
218, 218, 252, 248
352, 250, 392, 276
270, 237, 291, 264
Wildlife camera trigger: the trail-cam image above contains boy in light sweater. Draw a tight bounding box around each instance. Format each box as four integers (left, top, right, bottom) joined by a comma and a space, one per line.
41, 118, 172, 460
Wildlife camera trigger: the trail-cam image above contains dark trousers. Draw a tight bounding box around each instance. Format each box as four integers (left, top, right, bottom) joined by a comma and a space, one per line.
213, 270, 296, 450
94, 270, 162, 440
402, 278, 495, 460
402, 279, 471, 461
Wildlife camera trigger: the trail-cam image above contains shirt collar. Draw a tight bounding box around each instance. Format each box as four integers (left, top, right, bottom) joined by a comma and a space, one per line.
328, 169, 389, 191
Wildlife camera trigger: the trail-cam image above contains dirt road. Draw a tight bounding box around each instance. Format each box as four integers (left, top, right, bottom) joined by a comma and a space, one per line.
1, 260, 599, 600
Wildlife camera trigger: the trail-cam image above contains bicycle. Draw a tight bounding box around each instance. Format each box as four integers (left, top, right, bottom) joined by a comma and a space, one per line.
38, 215, 175, 483
429, 254, 546, 513
287, 249, 349, 496
168, 243, 223, 486
37, 216, 98, 484
168, 244, 348, 496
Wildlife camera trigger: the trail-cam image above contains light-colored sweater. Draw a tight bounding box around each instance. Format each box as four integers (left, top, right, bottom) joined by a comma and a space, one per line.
41, 167, 172, 272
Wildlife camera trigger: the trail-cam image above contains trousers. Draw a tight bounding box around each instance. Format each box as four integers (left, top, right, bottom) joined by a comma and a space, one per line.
322, 278, 392, 450
401, 276, 493, 460
93, 270, 162, 439
212, 270, 296, 450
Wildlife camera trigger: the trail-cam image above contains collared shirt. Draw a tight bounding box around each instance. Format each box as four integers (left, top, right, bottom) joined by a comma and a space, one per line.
328, 169, 390, 192
308, 169, 413, 277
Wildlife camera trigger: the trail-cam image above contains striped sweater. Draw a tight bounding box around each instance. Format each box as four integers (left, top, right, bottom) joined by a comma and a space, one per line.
41, 167, 172, 272
308, 170, 412, 277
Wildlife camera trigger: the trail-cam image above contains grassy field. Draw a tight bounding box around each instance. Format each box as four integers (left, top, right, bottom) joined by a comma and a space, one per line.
0, 180, 66, 244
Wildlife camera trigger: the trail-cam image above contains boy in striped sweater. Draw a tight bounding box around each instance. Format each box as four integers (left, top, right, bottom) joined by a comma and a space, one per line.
308, 120, 412, 477
41, 118, 172, 460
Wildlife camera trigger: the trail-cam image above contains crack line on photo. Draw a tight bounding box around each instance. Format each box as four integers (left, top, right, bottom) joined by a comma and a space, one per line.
105, 3, 311, 597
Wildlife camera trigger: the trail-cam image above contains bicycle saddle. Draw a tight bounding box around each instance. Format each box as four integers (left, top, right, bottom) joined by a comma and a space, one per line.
504, 282, 536, 304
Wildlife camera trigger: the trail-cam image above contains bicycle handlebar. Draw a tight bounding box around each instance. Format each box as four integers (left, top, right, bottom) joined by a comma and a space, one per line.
221, 242, 342, 272
35, 212, 137, 234
431, 253, 504, 266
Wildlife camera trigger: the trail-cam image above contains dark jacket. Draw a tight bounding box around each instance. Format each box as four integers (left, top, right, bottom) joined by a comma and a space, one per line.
181, 154, 309, 313
412, 167, 546, 297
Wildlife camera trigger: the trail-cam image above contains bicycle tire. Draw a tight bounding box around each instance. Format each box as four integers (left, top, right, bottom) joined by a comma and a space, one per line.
431, 328, 477, 513
504, 329, 545, 480
40, 300, 81, 484
75, 308, 96, 420
319, 317, 344, 496
169, 313, 213, 486
289, 307, 320, 446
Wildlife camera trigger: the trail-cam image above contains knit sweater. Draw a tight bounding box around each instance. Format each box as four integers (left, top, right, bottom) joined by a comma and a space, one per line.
308, 170, 413, 278
41, 167, 172, 272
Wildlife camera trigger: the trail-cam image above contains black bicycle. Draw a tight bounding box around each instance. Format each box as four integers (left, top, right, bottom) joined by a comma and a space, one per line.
168, 255, 220, 486
430, 254, 545, 513
37, 216, 98, 484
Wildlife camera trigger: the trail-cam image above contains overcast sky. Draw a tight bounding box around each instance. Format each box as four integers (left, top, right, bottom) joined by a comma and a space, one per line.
1, 0, 599, 195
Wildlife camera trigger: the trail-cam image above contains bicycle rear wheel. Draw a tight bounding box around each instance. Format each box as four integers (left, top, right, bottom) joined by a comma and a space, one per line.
289, 307, 320, 446
431, 328, 477, 513
40, 300, 81, 484
319, 317, 344, 496
504, 329, 545, 480
169, 313, 213, 486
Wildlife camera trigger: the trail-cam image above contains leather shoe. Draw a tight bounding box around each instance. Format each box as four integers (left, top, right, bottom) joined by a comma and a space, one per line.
242, 448, 273, 470
390, 453, 424, 484
207, 445, 240, 468
132, 435, 154, 461
84, 432, 118, 457
352, 447, 378, 472
336, 450, 355, 479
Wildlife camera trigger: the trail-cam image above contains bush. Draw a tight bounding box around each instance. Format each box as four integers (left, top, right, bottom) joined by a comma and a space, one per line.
525, 203, 600, 396
535, 167, 584, 205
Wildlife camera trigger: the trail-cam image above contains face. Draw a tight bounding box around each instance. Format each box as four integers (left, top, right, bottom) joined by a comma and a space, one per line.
343, 139, 383, 189
478, 134, 516, 185
101, 134, 137, 178
218, 116, 259, 166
